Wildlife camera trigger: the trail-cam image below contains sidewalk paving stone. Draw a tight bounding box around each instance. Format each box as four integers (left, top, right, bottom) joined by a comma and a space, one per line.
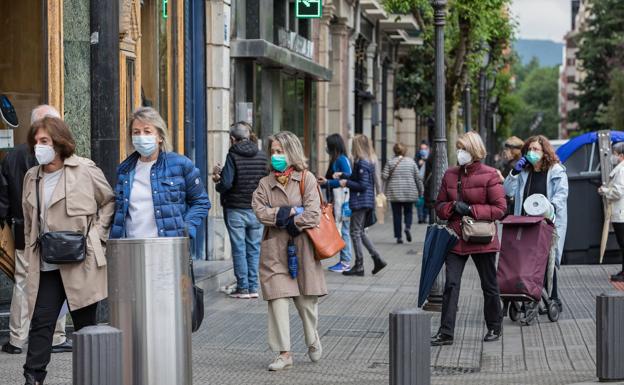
0, 220, 621, 384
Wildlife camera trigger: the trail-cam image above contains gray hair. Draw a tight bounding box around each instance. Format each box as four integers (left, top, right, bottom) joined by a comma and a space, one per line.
129, 107, 172, 152
614, 142, 624, 156
229, 121, 251, 141
31, 105, 60, 125
268, 131, 308, 171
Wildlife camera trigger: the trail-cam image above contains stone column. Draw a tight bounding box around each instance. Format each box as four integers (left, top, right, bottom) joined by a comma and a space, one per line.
362, 43, 376, 138
314, 5, 334, 174
385, 62, 396, 163
206, 0, 232, 261
329, 21, 350, 140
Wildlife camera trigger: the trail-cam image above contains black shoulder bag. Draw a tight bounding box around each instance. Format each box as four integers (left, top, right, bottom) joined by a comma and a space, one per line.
190, 257, 204, 333
36, 170, 91, 264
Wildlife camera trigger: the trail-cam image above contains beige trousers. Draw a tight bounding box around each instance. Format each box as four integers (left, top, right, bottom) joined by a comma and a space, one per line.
267, 295, 319, 352
9, 249, 67, 348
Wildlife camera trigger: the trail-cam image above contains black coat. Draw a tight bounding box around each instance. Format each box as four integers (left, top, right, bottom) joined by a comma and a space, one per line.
0, 143, 37, 250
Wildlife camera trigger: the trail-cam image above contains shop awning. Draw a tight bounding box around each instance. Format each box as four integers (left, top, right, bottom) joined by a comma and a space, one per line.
231, 39, 332, 81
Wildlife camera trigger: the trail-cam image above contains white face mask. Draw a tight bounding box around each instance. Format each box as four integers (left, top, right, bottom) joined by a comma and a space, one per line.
457, 149, 472, 166
35, 144, 56, 165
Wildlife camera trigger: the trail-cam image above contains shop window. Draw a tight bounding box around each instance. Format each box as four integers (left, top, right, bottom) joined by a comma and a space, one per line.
0, 0, 45, 147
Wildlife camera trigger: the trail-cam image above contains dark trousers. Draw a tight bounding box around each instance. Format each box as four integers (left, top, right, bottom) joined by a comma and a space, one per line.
24, 270, 98, 382
350, 208, 380, 262
391, 202, 413, 239
439, 252, 502, 337
613, 222, 624, 270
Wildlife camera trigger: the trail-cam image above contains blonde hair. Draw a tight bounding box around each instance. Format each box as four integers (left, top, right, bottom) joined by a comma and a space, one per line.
129, 107, 172, 152
456, 131, 487, 161
352, 134, 375, 162
269, 131, 308, 171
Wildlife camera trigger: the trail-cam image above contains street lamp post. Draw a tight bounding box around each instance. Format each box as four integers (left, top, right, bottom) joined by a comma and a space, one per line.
424, 0, 448, 312
464, 82, 471, 132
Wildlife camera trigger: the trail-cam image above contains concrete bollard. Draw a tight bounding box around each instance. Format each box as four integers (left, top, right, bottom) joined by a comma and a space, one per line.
389, 308, 431, 385
596, 292, 624, 382
73, 325, 122, 385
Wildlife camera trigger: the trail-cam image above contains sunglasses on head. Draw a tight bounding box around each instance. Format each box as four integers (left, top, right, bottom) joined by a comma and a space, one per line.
504, 143, 522, 149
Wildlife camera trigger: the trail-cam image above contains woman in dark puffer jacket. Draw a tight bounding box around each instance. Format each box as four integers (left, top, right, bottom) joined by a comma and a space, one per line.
430, 131, 507, 347
339, 135, 386, 277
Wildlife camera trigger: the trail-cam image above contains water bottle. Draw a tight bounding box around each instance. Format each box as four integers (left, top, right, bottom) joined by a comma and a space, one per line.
341, 190, 352, 218
287, 240, 298, 279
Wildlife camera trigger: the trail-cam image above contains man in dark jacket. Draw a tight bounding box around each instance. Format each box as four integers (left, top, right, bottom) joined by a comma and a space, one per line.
0, 105, 72, 355
212, 122, 267, 299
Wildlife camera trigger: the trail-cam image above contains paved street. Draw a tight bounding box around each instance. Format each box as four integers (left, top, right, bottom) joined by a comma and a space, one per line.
0, 220, 622, 385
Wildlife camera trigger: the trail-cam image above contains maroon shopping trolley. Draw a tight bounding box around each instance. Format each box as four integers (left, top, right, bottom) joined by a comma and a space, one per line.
497, 215, 559, 325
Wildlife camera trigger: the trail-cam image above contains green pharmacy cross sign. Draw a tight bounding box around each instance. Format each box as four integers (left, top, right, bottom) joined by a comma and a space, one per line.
296, 0, 322, 19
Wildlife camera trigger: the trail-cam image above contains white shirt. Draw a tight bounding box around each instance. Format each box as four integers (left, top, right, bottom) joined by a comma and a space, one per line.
40, 169, 63, 272
125, 160, 159, 238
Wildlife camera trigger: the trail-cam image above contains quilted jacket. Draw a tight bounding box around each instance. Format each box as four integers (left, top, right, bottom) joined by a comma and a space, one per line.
345, 159, 376, 210
109, 151, 210, 240
435, 161, 507, 256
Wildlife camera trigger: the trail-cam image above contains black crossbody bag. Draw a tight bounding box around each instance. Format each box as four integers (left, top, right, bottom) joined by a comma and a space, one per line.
36, 170, 91, 264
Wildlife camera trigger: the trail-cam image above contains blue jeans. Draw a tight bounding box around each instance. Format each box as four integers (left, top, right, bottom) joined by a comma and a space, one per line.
417, 202, 429, 223
225, 208, 263, 292
339, 219, 353, 264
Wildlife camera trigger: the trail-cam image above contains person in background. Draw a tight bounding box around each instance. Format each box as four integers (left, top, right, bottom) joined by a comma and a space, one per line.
317, 133, 352, 273
382, 142, 424, 244
431, 131, 506, 346
252, 131, 326, 371
212, 122, 267, 299
21, 117, 115, 385
599, 143, 624, 281
0, 106, 72, 356
499, 136, 524, 178
504, 135, 568, 311
341, 134, 386, 276
415, 141, 430, 224
109, 107, 210, 244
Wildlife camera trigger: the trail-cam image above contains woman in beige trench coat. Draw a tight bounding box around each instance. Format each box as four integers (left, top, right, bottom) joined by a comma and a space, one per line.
252, 131, 328, 371
22, 117, 115, 385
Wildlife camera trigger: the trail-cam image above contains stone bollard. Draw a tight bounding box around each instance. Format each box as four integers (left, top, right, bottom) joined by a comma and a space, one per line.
596, 292, 624, 382
73, 325, 122, 385
389, 308, 431, 385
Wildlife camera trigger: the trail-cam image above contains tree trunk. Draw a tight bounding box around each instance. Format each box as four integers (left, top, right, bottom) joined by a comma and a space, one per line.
447, 100, 461, 166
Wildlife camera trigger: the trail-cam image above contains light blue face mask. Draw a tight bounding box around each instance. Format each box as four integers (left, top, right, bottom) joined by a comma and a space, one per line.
271, 154, 288, 172
132, 135, 158, 157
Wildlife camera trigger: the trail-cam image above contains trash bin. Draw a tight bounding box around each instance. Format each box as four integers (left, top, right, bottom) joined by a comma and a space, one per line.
107, 237, 192, 385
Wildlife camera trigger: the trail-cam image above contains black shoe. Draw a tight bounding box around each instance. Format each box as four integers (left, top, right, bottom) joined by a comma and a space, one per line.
371, 255, 387, 275
404, 230, 412, 243
396, 239, 403, 244
483, 329, 501, 342
24, 372, 43, 385
343, 264, 364, 276
431, 332, 454, 346
550, 298, 563, 313
2, 342, 22, 354
611, 271, 624, 282
51, 339, 72, 353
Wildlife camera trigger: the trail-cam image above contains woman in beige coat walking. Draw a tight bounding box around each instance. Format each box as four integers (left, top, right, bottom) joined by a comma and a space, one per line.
21, 117, 115, 385
252, 131, 327, 371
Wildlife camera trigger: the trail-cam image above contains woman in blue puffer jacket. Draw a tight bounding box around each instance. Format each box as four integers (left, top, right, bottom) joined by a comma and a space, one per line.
340, 134, 386, 277
109, 107, 210, 242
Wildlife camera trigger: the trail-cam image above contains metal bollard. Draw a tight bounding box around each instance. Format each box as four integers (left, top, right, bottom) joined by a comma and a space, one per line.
73, 325, 122, 385
389, 308, 431, 385
596, 292, 624, 382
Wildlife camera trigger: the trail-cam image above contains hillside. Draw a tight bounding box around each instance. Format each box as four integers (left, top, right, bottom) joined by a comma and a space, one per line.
514, 39, 564, 67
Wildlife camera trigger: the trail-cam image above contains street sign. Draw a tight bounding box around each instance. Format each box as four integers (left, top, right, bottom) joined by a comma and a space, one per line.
296, 0, 322, 19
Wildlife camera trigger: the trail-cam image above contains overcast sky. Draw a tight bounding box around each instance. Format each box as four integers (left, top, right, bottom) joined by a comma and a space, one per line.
510, 0, 572, 42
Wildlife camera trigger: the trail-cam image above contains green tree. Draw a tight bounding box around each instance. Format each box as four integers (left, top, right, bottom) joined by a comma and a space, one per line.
510, 64, 560, 139
569, 0, 624, 132
385, 0, 515, 162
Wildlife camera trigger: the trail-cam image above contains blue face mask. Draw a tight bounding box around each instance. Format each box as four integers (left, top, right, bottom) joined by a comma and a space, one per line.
271, 154, 288, 172
132, 135, 158, 157
419, 149, 429, 159
525, 150, 542, 166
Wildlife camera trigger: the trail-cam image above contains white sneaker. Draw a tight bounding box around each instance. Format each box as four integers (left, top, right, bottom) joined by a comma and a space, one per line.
308, 338, 322, 363
268, 354, 293, 371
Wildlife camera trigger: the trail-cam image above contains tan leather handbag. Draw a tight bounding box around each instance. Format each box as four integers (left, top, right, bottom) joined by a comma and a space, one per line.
300, 171, 346, 260
457, 172, 496, 244
460, 216, 496, 244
